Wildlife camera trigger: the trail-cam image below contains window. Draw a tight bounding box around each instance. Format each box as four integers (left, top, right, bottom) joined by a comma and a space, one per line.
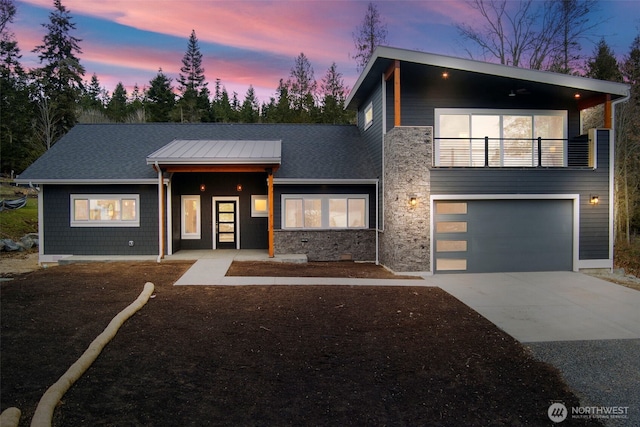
435, 109, 567, 167
181, 195, 201, 239
282, 195, 368, 229
70, 195, 139, 227
364, 102, 373, 130
251, 195, 268, 217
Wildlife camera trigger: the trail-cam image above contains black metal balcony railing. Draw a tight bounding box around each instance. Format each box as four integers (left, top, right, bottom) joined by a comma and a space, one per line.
434, 137, 568, 168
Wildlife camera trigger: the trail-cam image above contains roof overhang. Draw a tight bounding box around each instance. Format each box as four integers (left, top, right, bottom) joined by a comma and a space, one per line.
346, 46, 630, 109
13, 178, 161, 185
273, 178, 379, 185
146, 139, 282, 171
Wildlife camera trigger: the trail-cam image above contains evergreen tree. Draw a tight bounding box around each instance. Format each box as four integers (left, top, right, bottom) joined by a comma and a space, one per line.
128, 83, 146, 122
77, 73, 109, 123
352, 2, 388, 72
32, 0, 85, 141
239, 85, 260, 123
287, 52, 317, 122
80, 73, 106, 110
145, 68, 175, 122
177, 30, 207, 122
320, 62, 353, 124
106, 82, 128, 122
211, 79, 234, 122
1, 0, 37, 174
585, 38, 623, 82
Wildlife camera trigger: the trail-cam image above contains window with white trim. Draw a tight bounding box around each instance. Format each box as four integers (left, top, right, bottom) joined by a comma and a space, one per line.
364, 102, 373, 130
251, 195, 268, 217
181, 195, 201, 239
434, 109, 567, 167
282, 195, 368, 229
70, 195, 139, 227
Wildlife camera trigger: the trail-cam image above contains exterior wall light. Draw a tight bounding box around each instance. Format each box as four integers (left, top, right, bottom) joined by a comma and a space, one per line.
409, 195, 418, 207
236, 184, 243, 192
441, 71, 449, 79
199, 184, 206, 192
590, 195, 599, 205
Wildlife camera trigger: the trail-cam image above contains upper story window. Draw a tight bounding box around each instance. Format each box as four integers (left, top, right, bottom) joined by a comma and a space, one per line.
364, 103, 373, 130
282, 195, 368, 229
434, 109, 567, 167
71, 194, 139, 227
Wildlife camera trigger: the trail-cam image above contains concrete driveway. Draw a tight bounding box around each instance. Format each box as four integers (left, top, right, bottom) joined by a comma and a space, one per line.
430, 271, 640, 343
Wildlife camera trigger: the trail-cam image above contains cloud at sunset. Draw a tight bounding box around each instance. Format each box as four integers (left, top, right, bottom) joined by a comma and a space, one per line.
11, 0, 639, 104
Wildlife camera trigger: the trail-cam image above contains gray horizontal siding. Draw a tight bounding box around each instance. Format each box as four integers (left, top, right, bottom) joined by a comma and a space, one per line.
431, 129, 611, 260
42, 184, 159, 255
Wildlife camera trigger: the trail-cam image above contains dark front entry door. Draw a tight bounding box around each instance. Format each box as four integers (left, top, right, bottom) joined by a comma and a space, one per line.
216, 201, 236, 249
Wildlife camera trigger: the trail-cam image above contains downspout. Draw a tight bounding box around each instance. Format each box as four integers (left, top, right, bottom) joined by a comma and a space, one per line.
610, 90, 631, 270
375, 178, 379, 265
155, 161, 164, 263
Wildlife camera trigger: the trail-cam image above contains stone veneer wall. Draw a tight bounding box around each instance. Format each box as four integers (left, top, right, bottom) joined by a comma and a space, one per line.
274, 229, 376, 262
380, 126, 432, 272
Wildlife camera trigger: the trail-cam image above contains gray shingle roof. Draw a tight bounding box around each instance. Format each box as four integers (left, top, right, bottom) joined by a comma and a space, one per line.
17, 123, 376, 182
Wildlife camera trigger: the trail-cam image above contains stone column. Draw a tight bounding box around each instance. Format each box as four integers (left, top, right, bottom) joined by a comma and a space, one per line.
380, 126, 432, 272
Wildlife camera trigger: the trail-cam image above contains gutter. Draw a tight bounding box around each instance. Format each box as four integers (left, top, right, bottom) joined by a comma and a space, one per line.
154, 161, 164, 263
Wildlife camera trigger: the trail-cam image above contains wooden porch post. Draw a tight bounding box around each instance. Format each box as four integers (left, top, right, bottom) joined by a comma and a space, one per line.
156, 164, 165, 261
604, 94, 612, 128
384, 60, 401, 127
268, 169, 274, 258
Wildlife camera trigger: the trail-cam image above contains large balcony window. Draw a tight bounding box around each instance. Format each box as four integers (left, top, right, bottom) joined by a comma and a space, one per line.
434, 109, 567, 167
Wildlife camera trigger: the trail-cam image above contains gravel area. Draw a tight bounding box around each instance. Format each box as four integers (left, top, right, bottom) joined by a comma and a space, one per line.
527, 339, 640, 426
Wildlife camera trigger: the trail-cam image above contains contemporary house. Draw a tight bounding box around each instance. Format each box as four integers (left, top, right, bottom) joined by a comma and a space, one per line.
16, 46, 630, 274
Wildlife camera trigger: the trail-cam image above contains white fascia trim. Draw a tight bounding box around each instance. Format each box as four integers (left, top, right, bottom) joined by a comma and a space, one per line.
14, 179, 160, 185
273, 178, 378, 185
429, 194, 581, 273
145, 159, 281, 165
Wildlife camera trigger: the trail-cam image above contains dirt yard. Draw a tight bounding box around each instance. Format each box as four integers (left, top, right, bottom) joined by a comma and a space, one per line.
1, 261, 602, 426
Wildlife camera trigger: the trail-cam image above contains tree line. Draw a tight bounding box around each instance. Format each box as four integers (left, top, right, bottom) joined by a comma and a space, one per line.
0, 0, 355, 175
1, 0, 638, 239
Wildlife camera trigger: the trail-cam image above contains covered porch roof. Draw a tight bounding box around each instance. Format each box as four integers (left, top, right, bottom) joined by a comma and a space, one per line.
146, 139, 281, 172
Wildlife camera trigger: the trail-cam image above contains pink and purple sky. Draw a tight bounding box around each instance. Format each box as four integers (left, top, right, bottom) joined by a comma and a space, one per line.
10, 0, 640, 103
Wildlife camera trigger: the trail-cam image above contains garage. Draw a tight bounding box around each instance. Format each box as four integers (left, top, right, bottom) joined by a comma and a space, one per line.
434, 199, 574, 273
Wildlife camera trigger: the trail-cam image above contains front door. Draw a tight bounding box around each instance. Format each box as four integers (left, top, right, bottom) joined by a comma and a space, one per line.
215, 200, 237, 249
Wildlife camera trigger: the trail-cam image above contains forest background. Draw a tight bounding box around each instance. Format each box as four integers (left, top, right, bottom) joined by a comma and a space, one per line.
1, 0, 638, 242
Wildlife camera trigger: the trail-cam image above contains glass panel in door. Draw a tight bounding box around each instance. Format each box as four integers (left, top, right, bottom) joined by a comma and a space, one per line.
216, 201, 236, 249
